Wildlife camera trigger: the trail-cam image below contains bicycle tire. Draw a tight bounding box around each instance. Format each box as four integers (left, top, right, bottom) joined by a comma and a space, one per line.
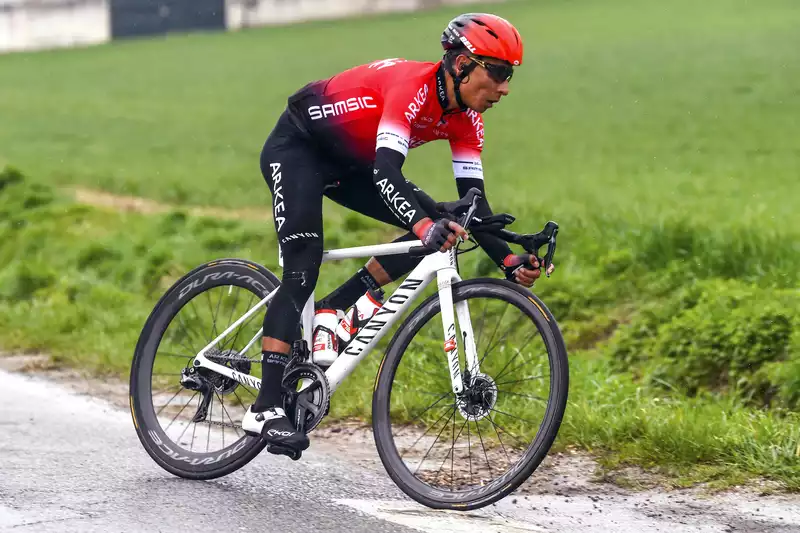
372, 279, 568, 510
130, 258, 279, 480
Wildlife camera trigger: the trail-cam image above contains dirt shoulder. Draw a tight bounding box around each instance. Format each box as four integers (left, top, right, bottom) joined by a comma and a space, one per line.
70, 187, 272, 221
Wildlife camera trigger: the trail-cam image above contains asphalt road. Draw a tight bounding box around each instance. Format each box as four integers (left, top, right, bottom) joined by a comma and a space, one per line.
2, 368, 800, 533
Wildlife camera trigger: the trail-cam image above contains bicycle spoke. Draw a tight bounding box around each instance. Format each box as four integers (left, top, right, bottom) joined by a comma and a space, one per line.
413, 399, 456, 476
489, 407, 540, 426
155, 385, 185, 416
496, 389, 548, 403
232, 389, 249, 410
474, 415, 493, 478
174, 313, 202, 355
398, 401, 453, 459
224, 291, 253, 353
206, 393, 213, 453
190, 394, 200, 451
478, 303, 509, 367
484, 314, 527, 361
399, 352, 451, 381
238, 385, 258, 401
451, 419, 456, 491
494, 374, 545, 387
164, 391, 199, 432
474, 297, 490, 351
467, 417, 473, 486
215, 391, 243, 439
220, 285, 244, 351
187, 300, 210, 345
433, 415, 469, 489
487, 414, 511, 467
493, 329, 541, 383
395, 391, 451, 429
496, 358, 544, 385
155, 351, 194, 360
405, 389, 451, 397
214, 287, 225, 339
219, 393, 225, 449
495, 330, 544, 381
205, 289, 220, 340
489, 417, 527, 451
225, 309, 261, 354
175, 407, 195, 446
480, 315, 529, 371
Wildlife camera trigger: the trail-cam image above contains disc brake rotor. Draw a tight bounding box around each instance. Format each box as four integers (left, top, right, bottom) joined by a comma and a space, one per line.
456, 373, 498, 421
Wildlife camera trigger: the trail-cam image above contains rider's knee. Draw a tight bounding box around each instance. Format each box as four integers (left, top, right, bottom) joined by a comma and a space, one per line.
279, 238, 323, 310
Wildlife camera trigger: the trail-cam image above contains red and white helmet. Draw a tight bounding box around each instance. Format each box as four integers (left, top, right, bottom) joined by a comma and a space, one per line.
441, 13, 524, 66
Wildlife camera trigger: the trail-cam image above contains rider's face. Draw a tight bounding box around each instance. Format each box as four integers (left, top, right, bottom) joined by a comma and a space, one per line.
456, 55, 512, 113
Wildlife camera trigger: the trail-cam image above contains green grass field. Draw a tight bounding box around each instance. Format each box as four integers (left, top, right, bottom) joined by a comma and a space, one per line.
2, 0, 800, 489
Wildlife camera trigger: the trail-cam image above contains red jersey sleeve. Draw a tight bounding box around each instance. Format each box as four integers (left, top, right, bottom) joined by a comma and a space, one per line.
376, 81, 431, 158
449, 109, 485, 180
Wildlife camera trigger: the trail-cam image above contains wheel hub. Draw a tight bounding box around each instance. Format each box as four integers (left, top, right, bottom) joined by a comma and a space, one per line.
457, 373, 498, 421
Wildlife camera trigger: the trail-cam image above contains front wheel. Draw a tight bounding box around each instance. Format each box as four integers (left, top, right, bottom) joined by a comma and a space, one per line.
372, 279, 568, 510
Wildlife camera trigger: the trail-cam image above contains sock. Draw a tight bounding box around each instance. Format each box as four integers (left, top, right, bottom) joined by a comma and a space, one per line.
251, 350, 290, 411
318, 267, 381, 311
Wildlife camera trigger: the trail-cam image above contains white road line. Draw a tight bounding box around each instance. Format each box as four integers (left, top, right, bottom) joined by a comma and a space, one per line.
336, 499, 546, 532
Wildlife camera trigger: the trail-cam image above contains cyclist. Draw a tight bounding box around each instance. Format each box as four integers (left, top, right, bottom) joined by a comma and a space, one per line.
243, 13, 548, 454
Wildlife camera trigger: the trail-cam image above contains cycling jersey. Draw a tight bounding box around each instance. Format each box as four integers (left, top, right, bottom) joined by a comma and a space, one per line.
286, 59, 486, 228
289, 58, 483, 176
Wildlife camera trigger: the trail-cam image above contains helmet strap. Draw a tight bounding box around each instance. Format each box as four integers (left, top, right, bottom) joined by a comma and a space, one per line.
443, 53, 477, 112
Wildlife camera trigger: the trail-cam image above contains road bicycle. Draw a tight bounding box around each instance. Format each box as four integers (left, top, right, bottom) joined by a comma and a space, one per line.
130, 188, 568, 510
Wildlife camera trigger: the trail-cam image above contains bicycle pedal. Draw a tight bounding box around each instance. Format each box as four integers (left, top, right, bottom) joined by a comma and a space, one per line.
267, 444, 302, 461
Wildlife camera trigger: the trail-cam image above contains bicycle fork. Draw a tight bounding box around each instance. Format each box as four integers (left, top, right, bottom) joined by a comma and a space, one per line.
437, 263, 480, 395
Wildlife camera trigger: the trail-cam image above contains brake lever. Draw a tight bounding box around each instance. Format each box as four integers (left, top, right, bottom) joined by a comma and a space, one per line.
457, 191, 483, 244
460, 196, 481, 228
518, 221, 559, 276
543, 226, 558, 277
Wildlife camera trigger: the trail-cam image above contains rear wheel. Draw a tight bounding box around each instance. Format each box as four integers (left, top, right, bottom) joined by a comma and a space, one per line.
130, 259, 278, 479
372, 279, 568, 510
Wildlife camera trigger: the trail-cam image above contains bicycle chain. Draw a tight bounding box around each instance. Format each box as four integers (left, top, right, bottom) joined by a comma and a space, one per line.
203, 419, 243, 429
189, 349, 262, 363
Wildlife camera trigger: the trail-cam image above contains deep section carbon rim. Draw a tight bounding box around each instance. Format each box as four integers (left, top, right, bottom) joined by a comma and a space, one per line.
145, 278, 266, 456
376, 282, 567, 507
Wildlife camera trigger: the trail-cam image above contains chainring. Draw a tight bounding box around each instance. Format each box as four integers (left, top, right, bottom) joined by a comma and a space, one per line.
282, 363, 330, 434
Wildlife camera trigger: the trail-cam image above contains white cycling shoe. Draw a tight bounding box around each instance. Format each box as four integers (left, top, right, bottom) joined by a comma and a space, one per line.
242, 406, 309, 452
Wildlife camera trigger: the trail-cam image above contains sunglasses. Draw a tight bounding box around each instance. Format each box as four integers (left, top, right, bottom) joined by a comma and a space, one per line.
470, 56, 514, 83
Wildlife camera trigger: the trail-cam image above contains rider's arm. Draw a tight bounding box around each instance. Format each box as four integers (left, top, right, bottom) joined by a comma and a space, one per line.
373, 147, 429, 232
373, 86, 442, 238
449, 126, 514, 267
455, 177, 514, 265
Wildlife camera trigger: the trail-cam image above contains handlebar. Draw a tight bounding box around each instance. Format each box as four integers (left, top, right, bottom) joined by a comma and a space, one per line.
408, 187, 560, 276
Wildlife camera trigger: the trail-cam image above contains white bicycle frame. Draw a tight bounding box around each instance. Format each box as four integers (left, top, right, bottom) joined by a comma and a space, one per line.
190, 240, 480, 395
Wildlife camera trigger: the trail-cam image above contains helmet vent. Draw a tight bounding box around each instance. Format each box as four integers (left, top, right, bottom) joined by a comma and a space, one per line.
486, 29, 499, 39
472, 18, 487, 26
454, 21, 465, 27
